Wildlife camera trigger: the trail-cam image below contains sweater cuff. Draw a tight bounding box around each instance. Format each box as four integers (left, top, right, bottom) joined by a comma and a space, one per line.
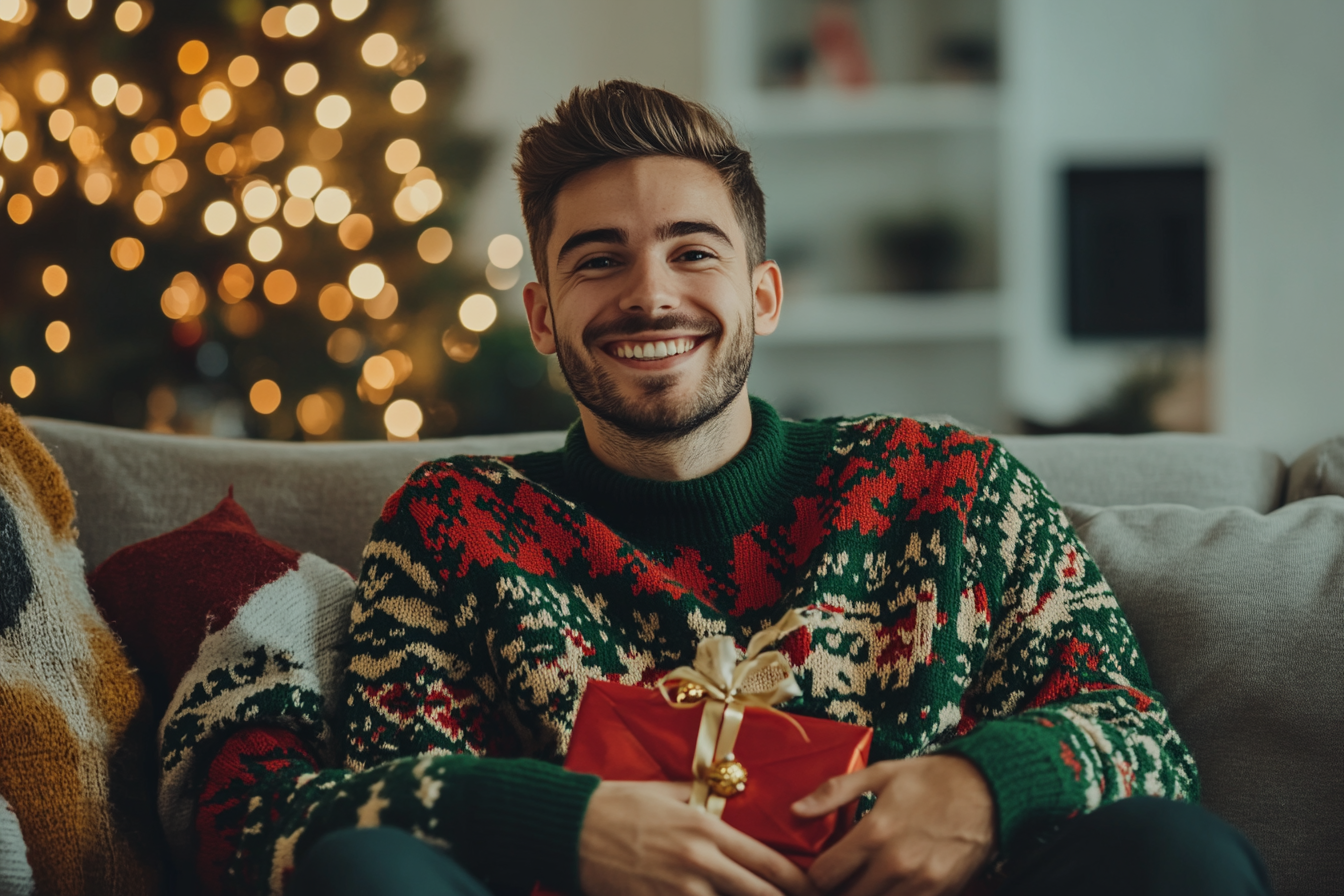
936, 719, 1078, 854
462, 758, 599, 892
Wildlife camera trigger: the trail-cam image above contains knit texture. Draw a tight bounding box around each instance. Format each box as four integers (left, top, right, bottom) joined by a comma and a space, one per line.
0, 793, 35, 896
197, 399, 1197, 893
0, 404, 163, 896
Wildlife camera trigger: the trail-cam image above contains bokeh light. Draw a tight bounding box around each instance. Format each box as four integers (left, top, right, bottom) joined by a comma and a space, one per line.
348, 261, 384, 299
251, 126, 285, 161
390, 79, 426, 114
309, 127, 342, 160
263, 269, 298, 304
313, 186, 351, 223
160, 285, 191, 319
8, 194, 33, 223
283, 62, 319, 96
363, 283, 398, 319
297, 392, 335, 435
151, 159, 189, 194
178, 40, 209, 75
286, 164, 323, 199
485, 263, 520, 290
223, 302, 260, 336
418, 227, 453, 263
361, 33, 398, 67
285, 3, 319, 37
32, 164, 60, 197
362, 354, 394, 390
48, 109, 75, 141
330, 0, 367, 21
200, 83, 233, 121
2, 131, 29, 162
203, 199, 238, 235
318, 283, 353, 320
83, 172, 112, 204
45, 321, 71, 352
248, 225, 283, 262
384, 399, 423, 438
458, 293, 497, 332
115, 83, 144, 116
241, 181, 280, 221
488, 234, 525, 269
283, 196, 315, 227
205, 143, 238, 175
35, 70, 68, 104
70, 126, 102, 163
67, 0, 92, 19
110, 237, 145, 270
149, 125, 177, 159
384, 138, 420, 174
114, 1, 144, 32
384, 349, 413, 384
134, 189, 165, 224
180, 105, 210, 136
249, 379, 282, 414
91, 73, 119, 107
219, 263, 255, 301
315, 94, 351, 129
9, 367, 35, 399
260, 5, 288, 38
228, 55, 260, 87
326, 326, 364, 363
337, 213, 372, 250
42, 265, 68, 296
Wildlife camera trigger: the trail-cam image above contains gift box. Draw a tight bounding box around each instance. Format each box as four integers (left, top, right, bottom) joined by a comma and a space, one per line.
563, 678, 873, 866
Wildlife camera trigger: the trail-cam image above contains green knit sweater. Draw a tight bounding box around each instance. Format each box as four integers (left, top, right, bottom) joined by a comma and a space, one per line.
199, 399, 1197, 895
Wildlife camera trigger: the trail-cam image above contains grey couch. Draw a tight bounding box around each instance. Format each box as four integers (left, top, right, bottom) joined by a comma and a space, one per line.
23, 417, 1344, 896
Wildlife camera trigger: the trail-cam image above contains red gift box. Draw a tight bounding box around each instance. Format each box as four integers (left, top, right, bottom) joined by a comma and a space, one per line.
563, 679, 872, 866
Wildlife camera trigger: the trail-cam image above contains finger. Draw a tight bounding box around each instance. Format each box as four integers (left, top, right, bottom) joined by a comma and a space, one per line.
792, 765, 883, 817
834, 857, 929, 896
638, 779, 694, 803
805, 823, 873, 893
699, 850, 790, 896
710, 820, 819, 896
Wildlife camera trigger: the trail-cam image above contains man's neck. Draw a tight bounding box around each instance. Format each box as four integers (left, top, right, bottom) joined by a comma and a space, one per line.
577, 391, 754, 482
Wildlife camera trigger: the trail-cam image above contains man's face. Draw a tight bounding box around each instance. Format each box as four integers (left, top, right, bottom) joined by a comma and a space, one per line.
523, 156, 781, 439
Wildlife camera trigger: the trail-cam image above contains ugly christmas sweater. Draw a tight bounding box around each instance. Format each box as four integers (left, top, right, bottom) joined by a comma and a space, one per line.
194, 398, 1198, 895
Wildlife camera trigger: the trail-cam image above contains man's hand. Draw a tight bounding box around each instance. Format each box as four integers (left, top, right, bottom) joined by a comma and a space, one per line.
579, 780, 819, 896
790, 755, 996, 896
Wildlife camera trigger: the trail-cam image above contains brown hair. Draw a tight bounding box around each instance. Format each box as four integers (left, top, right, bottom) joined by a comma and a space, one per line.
513, 80, 766, 286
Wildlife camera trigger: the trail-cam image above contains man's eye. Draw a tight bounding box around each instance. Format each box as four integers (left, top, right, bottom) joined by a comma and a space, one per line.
577, 256, 615, 270
678, 249, 714, 262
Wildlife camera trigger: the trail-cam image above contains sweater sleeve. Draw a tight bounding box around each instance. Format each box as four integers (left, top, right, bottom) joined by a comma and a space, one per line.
936, 444, 1199, 854
194, 465, 600, 896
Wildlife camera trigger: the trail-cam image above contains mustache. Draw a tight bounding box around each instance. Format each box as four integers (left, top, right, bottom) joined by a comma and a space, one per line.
583, 313, 721, 345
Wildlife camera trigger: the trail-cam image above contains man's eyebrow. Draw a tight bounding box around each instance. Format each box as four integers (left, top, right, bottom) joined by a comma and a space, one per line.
655, 220, 733, 247
556, 227, 627, 265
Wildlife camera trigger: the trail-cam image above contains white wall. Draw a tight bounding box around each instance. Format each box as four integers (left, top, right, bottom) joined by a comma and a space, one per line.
1216, 1, 1344, 459
1001, 0, 1221, 426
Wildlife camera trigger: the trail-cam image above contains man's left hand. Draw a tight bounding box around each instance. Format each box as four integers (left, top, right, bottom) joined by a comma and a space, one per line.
791, 755, 997, 896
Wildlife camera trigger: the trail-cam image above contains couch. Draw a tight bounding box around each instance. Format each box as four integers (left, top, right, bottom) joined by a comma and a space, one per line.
17, 416, 1344, 895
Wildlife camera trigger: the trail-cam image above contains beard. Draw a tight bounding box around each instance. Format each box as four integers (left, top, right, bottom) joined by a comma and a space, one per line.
554, 310, 754, 441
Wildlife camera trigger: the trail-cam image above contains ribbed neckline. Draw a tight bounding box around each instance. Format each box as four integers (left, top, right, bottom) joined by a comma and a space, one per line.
535, 397, 832, 547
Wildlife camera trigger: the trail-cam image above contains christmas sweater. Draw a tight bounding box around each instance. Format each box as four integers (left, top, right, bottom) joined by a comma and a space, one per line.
195, 398, 1198, 895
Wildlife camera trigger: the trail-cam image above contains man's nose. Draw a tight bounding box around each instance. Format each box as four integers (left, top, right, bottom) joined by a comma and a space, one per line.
618, 254, 680, 315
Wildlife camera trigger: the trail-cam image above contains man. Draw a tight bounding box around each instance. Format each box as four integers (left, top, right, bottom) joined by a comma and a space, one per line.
199, 82, 1269, 896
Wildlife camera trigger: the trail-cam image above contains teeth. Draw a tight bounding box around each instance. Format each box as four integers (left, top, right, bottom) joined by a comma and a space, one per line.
614, 338, 696, 359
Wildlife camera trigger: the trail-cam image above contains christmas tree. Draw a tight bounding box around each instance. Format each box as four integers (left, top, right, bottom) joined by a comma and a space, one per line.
0, 0, 575, 439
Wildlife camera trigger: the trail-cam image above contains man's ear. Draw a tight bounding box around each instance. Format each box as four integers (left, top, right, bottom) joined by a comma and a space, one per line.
523, 281, 557, 354
752, 260, 784, 336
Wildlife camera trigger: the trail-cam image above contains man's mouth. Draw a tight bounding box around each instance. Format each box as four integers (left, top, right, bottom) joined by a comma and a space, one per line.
608, 337, 699, 361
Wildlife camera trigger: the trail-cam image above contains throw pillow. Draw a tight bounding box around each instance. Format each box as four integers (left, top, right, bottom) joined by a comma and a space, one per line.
1066, 498, 1344, 896
0, 405, 163, 896
1286, 435, 1344, 502
88, 491, 356, 886
0, 792, 35, 896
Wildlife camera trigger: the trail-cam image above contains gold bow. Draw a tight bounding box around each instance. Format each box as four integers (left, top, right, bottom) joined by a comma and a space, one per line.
657, 609, 810, 817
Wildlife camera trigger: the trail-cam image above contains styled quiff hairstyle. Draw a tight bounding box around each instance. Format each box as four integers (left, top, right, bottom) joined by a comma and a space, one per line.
514, 80, 766, 286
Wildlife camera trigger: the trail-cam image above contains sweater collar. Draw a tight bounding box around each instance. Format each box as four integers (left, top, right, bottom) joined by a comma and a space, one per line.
559, 397, 830, 546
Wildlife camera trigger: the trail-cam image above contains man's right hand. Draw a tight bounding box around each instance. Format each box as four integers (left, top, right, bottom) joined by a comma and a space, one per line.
578, 780, 820, 896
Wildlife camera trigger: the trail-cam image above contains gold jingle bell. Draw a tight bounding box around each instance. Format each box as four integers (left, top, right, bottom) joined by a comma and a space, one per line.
674, 680, 708, 704
704, 755, 748, 798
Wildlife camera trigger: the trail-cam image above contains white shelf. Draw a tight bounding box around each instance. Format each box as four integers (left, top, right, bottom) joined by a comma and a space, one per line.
721, 83, 1001, 137
766, 292, 1002, 346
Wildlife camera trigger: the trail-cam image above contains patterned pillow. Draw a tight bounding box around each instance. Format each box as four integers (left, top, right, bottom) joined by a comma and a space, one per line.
89, 490, 356, 885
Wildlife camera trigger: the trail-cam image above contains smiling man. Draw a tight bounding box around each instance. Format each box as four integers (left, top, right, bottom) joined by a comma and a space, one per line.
197, 82, 1270, 896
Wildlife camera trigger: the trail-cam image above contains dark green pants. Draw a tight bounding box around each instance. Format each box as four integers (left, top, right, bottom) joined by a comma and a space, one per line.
291, 797, 1271, 895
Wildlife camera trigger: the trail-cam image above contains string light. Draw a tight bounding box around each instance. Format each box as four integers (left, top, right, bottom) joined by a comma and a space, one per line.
330, 0, 368, 22
91, 73, 119, 107
150, 159, 188, 194
313, 186, 351, 223
32, 164, 60, 196
417, 227, 452, 263
485, 264, 520, 290
283, 62, 319, 96
297, 393, 335, 435
362, 355, 394, 390
223, 302, 260, 337
149, 125, 177, 159
180, 105, 210, 137
67, 0, 92, 20
45, 321, 71, 352
160, 285, 190, 319
178, 40, 210, 75
228, 55, 260, 88
10, 367, 36, 400
113, 1, 144, 32
263, 269, 298, 304
241, 181, 280, 221
48, 109, 75, 141
203, 200, 238, 235
361, 33, 397, 67
318, 283, 353, 320
348, 262, 384, 299
337, 213, 372, 250
285, 165, 322, 199
70, 126, 102, 163
326, 327, 364, 363
285, 3, 320, 37
458, 294, 497, 332
383, 399, 422, 438
219, 263, 255, 301
2, 131, 28, 162
133, 189, 164, 224
488, 234, 525, 269
384, 137, 420, 173
200, 82, 233, 121
251, 126, 285, 161
249, 379, 282, 414
363, 283, 397, 319
7, 194, 33, 224
248, 226, 283, 262
314, 94, 350, 128
309, 127, 342, 160
205, 143, 237, 175
115, 83, 144, 116
83, 172, 113, 205
260, 6, 289, 38
110, 237, 144, 270
283, 197, 315, 227
35, 70, 68, 104
42, 265, 68, 296
390, 79, 426, 114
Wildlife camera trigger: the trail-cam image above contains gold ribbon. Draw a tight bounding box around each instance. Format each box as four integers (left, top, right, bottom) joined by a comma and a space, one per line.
657, 609, 811, 817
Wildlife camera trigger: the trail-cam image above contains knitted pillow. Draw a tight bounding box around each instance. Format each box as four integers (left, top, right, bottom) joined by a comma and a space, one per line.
88, 490, 356, 883
0, 405, 163, 896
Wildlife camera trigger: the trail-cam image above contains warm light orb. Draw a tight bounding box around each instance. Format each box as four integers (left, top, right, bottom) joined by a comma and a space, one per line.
32, 164, 60, 197
2, 131, 28, 162
219, 263, 254, 301
337, 213, 372, 250
296, 393, 333, 435
251, 126, 285, 161
283, 62, 319, 96
48, 109, 75, 141
488, 234, 525, 269
8, 194, 33, 224
9, 367, 35, 400
150, 158, 188, 194
83, 171, 113, 205
113, 1, 143, 31
318, 283, 353, 320
130, 132, 159, 164
326, 326, 363, 363
248, 226, 283, 262
35, 70, 68, 104
314, 93, 350, 128
313, 186, 351, 223
160, 285, 190, 319
115, 83, 144, 116
285, 2, 319, 37
91, 73, 119, 107
67, 0, 92, 20
70, 126, 102, 163
458, 293, 497, 332
363, 283, 397, 319
282, 196, 315, 227
384, 138, 420, 174
178, 40, 209, 75
203, 199, 237, 235
309, 127, 342, 161
361, 33, 398, 67
42, 264, 68, 296
485, 263, 520, 290
149, 124, 176, 159
45, 320, 71, 352
241, 181, 280, 221
389, 79, 426, 114
249, 379, 282, 414
180, 105, 210, 136
263, 268, 298, 304
110, 237, 145, 270
330, 0, 367, 22
228, 55, 260, 88
285, 164, 322, 199
362, 354, 394, 390
133, 189, 164, 224
260, 5, 288, 38
383, 399, 423, 438
205, 142, 237, 175
417, 227, 452, 263
347, 261, 384, 299
200, 83, 232, 121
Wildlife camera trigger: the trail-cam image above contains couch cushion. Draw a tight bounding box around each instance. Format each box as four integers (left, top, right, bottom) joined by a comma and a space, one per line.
1286, 436, 1344, 502
25, 417, 565, 575
1065, 498, 1344, 896
1000, 432, 1285, 512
